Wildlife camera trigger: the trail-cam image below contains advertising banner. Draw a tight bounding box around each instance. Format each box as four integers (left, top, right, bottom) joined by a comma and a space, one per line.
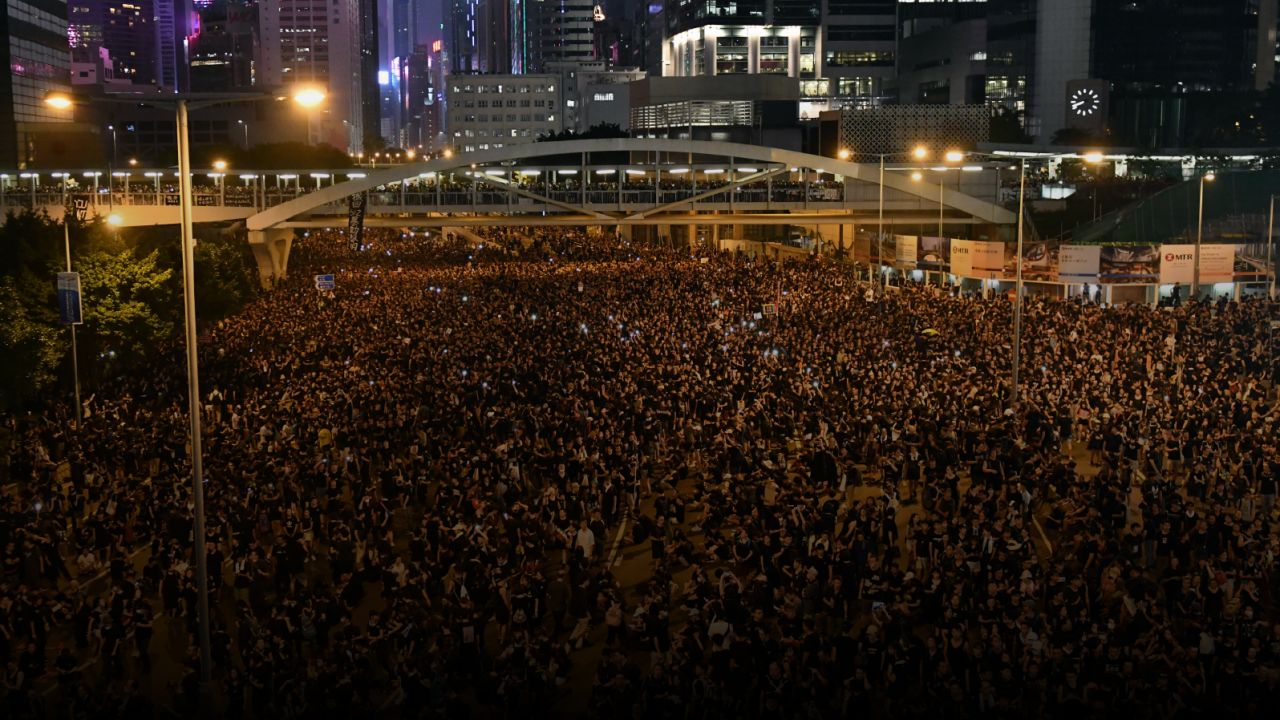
894, 235, 918, 268
1058, 245, 1101, 282
971, 241, 1005, 278
1016, 242, 1059, 281
951, 239, 973, 277
1100, 245, 1159, 284
1159, 244, 1196, 284
1200, 244, 1235, 283
917, 237, 950, 270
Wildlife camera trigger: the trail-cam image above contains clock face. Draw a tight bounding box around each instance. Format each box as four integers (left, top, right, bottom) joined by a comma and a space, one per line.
1071, 88, 1100, 117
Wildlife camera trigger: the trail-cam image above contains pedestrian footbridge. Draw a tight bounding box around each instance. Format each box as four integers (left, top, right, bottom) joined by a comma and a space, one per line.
2, 139, 1016, 281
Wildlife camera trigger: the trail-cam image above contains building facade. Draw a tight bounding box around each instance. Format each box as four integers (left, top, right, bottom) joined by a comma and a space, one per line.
660, 0, 895, 114
1, 0, 81, 167
446, 73, 563, 152
257, 0, 364, 151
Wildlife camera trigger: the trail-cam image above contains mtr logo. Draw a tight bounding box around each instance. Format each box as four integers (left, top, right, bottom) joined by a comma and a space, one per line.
1165, 252, 1193, 261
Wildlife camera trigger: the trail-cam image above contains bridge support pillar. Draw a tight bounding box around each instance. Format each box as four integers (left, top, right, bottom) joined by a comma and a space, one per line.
686, 224, 696, 250
248, 229, 294, 287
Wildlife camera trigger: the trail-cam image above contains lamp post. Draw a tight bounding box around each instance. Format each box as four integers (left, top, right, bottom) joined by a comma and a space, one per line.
213, 160, 228, 205
63, 217, 82, 427
1011, 157, 1027, 405
1193, 171, 1216, 299
1268, 194, 1278, 299
946, 151, 1029, 405
237, 119, 249, 148
107, 124, 118, 166
44, 86, 326, 694
844, 145, 930, 287
911, 169, 948, 286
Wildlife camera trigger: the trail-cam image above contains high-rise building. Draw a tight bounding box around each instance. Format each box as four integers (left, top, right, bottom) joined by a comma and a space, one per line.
67, 1, 157, 87
1092, 0, 1276, 147
188, 0, 257, 92
359, 0, 381, 151
446, 73, 563, 152
153, 0, 192, 92
258, 0, 364, 151
445, 0, 532, 75
660, 0, 893, 116
528, 0, 595, 72
0, 0, 80, 167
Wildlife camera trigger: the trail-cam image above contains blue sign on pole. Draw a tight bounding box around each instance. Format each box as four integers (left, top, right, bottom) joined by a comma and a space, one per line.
57, 272, 83, 325
314, 274, 335, 291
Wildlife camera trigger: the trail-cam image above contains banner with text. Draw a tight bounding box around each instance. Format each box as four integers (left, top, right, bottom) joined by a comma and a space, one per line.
970, 241, 1005, 279
951, 239, 974, 277
894, 235, 918, 268
1058, 245, 1101, 282
1158, 244, 1196, 284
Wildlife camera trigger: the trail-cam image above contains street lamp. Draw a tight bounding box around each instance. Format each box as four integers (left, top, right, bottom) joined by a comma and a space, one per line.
1192, 171, 1216, 299
863, 145, 933, 287
237, 119, 249, 148
1083, 151, 1107, 220
950, 150, 1029, 404
911, 167, 948, 284
1268, 194, 1278, 300
44, 86, 326, 693
107, 124, 118, 166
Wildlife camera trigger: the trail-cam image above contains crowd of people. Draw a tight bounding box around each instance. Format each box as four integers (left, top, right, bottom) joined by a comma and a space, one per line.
1, 225, 1278, 719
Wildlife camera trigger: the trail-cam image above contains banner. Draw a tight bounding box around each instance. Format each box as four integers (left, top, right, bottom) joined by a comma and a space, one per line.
348, 192, 368, 251
917, 237, 950, 270
951, 239, 973, 277
1058, 245, 1101, 282
1017, 242, 1058, 281
894, 235, 918, 268
1100, 245, 1158, 284
1159, 244, 1240, 284
971, 241, 1004, 279
1158, 244, 1196, 284
1200, 244, 1235, 283
57, 272, 83, 325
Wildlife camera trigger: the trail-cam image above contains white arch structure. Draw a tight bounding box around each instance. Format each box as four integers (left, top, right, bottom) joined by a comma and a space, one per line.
245, 139, 1016, 280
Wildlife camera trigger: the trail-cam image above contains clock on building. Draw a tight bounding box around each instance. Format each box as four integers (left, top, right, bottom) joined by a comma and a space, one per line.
1070, 87, 1101, 117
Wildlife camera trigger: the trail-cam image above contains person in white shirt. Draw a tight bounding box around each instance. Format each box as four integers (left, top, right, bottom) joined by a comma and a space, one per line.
574, 520, 596, 562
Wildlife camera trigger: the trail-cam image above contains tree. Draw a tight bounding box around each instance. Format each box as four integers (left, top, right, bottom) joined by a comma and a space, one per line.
75, 249, 175, 365
194, 237, 259, 321
0, 276, 64, 408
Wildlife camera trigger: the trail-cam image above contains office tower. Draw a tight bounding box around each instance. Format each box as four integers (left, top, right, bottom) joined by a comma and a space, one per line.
258, 0, 364, 151
67, 1, 157, 86
528, 0, 595, 72
896, 0, 988, 106
189, 0, 258, 92
0, 0, 79, 167
154, 0, 191, 92
1093, 0, 1277, 146
360, 0, 381, 150
660, 0, 892, 113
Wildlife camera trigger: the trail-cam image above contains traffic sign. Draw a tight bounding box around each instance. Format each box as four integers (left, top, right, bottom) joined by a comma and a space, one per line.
314, 274, 335, 291
57, 272, 83, 325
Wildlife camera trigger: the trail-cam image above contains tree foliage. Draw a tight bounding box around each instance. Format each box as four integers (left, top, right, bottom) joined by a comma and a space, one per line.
75, 249, 174, 363
0, 209, 257, 410
0, 276, 64, 408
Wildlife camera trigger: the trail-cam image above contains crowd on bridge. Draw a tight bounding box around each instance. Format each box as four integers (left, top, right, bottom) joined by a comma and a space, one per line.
1, 225, 1278, 719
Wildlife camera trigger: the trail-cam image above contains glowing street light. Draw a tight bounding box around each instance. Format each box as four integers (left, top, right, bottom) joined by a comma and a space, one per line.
292, 86, 327, 108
